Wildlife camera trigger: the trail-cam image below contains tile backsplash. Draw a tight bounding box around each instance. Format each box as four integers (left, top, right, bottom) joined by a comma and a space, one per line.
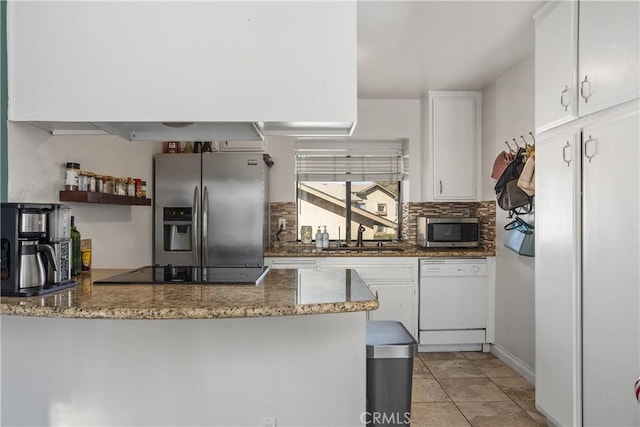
269, 202, 297, 246
269, 201, 496, 251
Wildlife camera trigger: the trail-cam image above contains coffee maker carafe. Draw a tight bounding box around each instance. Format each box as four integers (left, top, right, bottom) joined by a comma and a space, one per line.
18, 240, 57, 289
1, 203, 77, 296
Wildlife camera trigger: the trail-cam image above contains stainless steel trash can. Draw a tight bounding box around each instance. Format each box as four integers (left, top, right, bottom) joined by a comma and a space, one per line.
366, 320, 418, 427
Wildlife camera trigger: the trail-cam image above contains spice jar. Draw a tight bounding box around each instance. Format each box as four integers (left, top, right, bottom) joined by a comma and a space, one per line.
126, 177, 135, 197
134, 178, 142, 197
78, 170, 87, 191
102, 176, 111, 194
65, 163, 80, 191
87, 172, 96, 192
141, 181, 147, 198
118, 178, 127, 196
95, 175, 104, 193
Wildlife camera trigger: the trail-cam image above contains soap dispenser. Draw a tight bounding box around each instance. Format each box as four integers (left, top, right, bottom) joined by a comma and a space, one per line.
315, 227, 323, 250
322, 226, 329, 249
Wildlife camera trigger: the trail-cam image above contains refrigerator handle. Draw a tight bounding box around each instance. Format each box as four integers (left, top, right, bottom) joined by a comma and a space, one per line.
192, 185, 200, 266
203, 185, 209, 266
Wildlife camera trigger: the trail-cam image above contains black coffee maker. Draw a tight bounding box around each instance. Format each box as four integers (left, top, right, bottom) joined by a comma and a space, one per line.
1, 203, 77, 296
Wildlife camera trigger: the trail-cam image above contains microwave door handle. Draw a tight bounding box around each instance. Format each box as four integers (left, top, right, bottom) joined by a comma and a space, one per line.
192, 185, 199, 266
202, 185, 209, 266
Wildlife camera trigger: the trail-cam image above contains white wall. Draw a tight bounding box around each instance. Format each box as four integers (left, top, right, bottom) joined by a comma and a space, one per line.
352, 99, 422, 202
266, 99, 422, 203
7, 122, 161, 268
266, 136, 296, 203
481, 54, 536, 374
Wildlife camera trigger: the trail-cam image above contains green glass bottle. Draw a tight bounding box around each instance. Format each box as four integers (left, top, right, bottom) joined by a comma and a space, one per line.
70, 216, 82, 276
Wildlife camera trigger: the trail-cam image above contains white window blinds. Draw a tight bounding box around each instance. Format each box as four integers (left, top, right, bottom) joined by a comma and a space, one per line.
296, 154, 403, 182
295, 140, 405, 182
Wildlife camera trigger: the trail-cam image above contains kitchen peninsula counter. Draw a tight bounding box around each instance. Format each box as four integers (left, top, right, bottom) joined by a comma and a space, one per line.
0, 268, 378, 320
2, 269, 373, 426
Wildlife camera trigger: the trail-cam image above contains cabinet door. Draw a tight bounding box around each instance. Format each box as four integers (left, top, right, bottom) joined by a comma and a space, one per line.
578, 1, 640, 116
430, 93, 480, 200
534, 0, 578, 132
534, 130, 581, 427
368, 284, 415, 337
219, 140, 265, 152
582, 110, 639, 427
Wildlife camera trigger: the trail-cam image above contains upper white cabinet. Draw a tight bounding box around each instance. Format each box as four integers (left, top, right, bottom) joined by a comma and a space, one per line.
424, 91, 481, 201
7, 2, 357, 137
219, 140, 266, 153
534, 0, 578, 132
578, 1, 639, 116
534, 0, 639, 132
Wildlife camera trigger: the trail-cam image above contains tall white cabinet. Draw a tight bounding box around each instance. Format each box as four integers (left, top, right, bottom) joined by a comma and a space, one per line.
580, 110, 640, 426
535, 129, 582, 427
535, 1, 640, 425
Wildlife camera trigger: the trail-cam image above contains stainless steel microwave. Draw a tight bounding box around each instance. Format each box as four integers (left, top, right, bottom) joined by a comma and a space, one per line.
416, 217, 480, 248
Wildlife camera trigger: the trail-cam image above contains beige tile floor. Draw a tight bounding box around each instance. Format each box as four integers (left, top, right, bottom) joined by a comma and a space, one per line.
411, 352, 546, 426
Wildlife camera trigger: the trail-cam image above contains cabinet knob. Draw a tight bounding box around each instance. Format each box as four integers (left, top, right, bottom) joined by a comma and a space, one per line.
584, 134, 596, 163
580, 76, 592, 103
560, 85, 570, 111
562, 141, 572, 166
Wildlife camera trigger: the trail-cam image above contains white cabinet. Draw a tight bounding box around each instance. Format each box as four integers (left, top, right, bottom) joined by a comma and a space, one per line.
266, 257, 419, 338
578, 1, 640, 116
581, 110, 639, 427
7, 2, 356, 135
534, 0, 639, 132
321, 258, 419, 338
534, 129, 581, 427
534, 0, 578, 132
366, 284, 415, 336
424, 91, 481, 201
219, 140, 266, 153
264, 258, 319, 270
535, 104, 640, 427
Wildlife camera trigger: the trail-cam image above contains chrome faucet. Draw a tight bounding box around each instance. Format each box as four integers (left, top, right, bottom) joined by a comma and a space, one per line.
356, 224, 366, 247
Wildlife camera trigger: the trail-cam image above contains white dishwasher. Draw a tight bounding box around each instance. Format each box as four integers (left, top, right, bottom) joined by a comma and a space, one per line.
419, 258, 488, 351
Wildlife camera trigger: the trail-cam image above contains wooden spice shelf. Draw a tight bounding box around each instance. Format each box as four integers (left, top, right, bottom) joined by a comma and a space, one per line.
59, 191, 151, 206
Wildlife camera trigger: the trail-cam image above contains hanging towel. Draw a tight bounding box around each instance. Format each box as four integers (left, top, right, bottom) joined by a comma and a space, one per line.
517, 156, 535, 196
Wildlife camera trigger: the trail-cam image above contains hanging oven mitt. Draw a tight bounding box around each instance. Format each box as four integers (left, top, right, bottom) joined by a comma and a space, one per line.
517, 155, 535, 196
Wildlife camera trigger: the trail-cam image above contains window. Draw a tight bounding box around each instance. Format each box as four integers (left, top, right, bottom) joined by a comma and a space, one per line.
296, 142, 403, 242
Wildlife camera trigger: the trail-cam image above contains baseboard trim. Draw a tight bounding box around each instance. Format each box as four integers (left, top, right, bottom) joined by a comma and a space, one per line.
491, 343, 535, 385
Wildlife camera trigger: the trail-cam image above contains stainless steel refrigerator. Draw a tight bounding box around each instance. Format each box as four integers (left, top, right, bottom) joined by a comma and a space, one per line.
152, 152, 269, 283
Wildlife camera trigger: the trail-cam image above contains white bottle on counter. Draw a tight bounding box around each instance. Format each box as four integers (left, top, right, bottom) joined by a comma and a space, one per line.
315, 227, 323, 250
322, 226, 329, 249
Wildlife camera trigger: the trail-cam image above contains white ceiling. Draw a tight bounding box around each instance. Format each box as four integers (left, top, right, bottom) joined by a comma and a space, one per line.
357, 0, 544, 99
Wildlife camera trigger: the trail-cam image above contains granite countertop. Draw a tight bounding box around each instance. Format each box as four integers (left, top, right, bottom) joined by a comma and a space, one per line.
265, 242, 496, 258
0, 268, 378, 320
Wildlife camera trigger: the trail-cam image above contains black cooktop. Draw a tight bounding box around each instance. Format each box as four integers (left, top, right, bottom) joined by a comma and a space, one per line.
93, 266, 270, 285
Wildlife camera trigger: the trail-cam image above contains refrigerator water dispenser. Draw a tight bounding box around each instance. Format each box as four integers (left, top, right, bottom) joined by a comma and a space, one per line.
163, 207, 192, 252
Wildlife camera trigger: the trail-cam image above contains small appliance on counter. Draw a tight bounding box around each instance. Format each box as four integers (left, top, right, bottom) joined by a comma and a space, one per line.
416, 217, 480, 248
1, 203, 77, 296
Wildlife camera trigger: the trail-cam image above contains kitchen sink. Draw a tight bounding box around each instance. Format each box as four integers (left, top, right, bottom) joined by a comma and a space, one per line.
322, 247, 406, 254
